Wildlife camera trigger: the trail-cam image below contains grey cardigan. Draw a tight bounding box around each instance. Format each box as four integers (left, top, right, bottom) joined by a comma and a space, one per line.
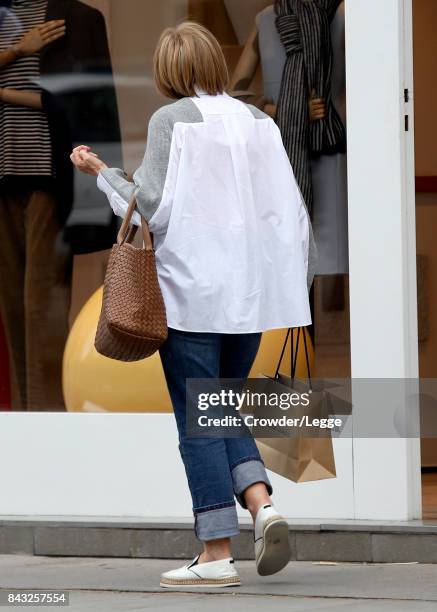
100, 97, 317, 291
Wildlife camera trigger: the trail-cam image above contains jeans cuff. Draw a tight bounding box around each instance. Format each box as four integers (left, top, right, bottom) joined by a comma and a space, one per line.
194, 505, 240, 541
231, 459, 273, 509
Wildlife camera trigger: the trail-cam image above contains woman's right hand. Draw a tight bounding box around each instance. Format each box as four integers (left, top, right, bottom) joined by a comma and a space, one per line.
70, 146, 108, 176
16, 20, 66, 57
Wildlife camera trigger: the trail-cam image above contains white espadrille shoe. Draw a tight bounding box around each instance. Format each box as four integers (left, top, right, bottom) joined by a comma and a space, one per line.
254, 504, 291, 576
160, 555, 240, 588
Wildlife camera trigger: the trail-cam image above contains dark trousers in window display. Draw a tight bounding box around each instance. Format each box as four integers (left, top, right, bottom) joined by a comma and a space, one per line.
0, 190, 72, 411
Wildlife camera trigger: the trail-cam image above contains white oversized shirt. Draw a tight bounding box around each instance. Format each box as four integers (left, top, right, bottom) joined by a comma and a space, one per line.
98, 92, 312, 333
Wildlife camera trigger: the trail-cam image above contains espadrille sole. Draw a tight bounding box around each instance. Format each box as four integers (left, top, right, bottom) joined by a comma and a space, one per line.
256, 516, 291, 576
160, 576, 241, 588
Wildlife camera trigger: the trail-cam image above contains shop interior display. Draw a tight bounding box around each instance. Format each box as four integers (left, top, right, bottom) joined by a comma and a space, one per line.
63, 288, 314, 413
224, 0, 350, 371
0, 0, 121, 411
229, 0, 348, 277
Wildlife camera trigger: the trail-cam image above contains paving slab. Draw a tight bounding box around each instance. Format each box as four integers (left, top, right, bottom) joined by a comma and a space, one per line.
0, 555, 436, 602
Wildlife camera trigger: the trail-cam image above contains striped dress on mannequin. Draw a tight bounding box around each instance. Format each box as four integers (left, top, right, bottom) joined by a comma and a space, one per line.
274, 0, 346, 215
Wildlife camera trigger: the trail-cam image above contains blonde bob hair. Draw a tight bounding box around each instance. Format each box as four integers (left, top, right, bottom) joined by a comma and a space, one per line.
153, 21, 229, 99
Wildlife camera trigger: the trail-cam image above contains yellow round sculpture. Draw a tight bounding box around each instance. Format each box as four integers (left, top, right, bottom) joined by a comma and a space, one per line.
63, 287, 314, 412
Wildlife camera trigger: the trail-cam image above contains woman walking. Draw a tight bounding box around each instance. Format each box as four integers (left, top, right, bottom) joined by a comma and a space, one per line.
71, 21, 316, 588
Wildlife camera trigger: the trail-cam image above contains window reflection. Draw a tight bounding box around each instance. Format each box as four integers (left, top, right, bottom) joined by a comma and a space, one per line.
0, 0, 350, 412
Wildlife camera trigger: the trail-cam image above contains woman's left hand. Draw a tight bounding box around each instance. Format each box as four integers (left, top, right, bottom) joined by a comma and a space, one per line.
70, 145, 107, 176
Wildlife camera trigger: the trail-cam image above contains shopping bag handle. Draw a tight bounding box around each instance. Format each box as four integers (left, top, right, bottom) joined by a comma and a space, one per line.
273, 327, 312, 390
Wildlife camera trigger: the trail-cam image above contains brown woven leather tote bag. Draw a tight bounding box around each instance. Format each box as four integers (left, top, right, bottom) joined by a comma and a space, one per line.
95, 194, 168, 361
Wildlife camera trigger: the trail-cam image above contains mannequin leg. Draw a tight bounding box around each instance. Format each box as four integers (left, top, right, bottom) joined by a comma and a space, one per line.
24, 191, 72, 411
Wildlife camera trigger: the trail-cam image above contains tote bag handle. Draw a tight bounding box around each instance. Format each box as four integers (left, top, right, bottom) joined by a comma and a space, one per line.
117, 193, 154, 251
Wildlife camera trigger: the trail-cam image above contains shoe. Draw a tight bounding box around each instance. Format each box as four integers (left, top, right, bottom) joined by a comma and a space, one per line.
160, 554, 241, 588
254, 504, 291, 576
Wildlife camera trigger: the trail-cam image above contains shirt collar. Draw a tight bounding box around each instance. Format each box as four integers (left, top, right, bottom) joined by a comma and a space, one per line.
194, 86, 229, 98
194, 86, 208, 97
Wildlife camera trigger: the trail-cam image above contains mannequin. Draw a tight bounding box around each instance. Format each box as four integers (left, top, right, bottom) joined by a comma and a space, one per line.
311, 1, 348, 276
0, 1, 70, 411
222, 0, 271, 44
40, 0, 122, 254
0, 0, 121, 410
0, 0, 121, 235
229, 0, 348, 276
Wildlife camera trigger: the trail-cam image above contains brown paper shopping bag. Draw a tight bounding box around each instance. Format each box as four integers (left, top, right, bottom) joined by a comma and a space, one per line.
256, 328, 336, 483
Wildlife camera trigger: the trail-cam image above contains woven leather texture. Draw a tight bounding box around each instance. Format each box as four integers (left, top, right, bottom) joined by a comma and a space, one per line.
95, 242, 168, 362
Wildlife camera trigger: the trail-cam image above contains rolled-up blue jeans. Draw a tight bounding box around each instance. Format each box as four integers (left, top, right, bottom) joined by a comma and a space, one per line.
159, 328, 273, 541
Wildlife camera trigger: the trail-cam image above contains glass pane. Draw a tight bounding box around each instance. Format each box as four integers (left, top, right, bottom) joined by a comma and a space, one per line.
0, 0, 351, 413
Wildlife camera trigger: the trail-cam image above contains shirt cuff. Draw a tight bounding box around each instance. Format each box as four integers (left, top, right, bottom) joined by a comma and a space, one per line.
97, 170, 114, 198
97, 171, 142, 228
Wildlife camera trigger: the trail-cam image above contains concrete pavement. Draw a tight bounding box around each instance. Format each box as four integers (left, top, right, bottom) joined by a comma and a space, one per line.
0, 554, 436, 611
